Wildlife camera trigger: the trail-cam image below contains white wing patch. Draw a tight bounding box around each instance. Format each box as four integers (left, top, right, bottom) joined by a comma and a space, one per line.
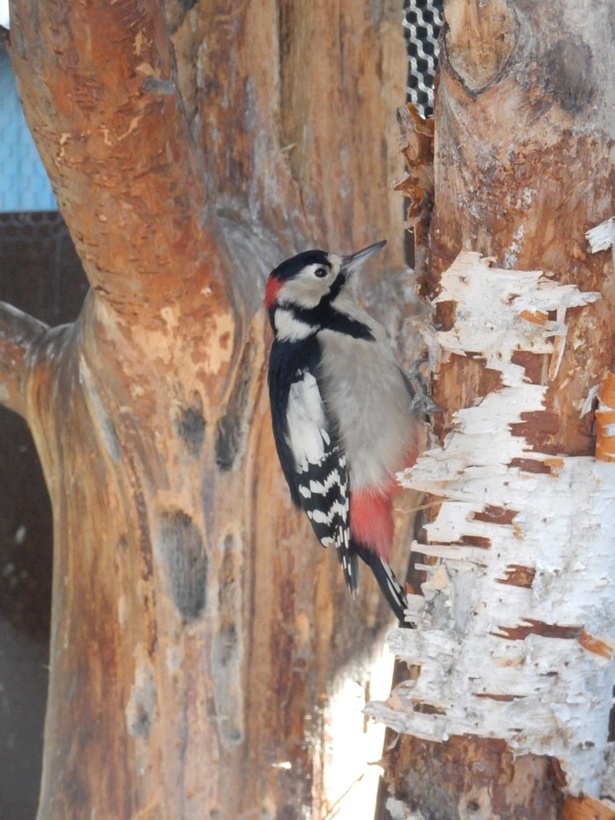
286, 371, 330, 473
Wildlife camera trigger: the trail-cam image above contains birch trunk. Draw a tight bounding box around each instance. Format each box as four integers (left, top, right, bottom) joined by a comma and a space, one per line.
1, 1, 411, 816
369, 1, 615, 816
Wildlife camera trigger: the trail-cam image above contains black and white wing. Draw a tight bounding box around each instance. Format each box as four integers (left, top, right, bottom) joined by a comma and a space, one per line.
271, 357, 357, 592
287, 368, 359, 592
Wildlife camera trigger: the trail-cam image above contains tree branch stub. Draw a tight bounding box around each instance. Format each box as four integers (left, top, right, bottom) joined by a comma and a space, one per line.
0, 302, 49, 419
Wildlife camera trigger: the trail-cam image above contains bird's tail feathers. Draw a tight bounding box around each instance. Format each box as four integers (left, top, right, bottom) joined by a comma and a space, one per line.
336, 537, 359, 594
352, 542, 412, 627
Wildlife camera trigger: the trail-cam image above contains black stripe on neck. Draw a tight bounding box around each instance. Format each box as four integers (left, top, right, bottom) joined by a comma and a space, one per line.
291, 302, 374, 341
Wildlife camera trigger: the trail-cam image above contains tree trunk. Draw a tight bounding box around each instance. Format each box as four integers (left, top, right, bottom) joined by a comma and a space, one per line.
1, 1, 411, 816
370, 0, 615, 816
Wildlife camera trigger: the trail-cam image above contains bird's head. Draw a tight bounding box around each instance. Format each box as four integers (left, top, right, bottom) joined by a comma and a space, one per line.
264, 240, 387, 317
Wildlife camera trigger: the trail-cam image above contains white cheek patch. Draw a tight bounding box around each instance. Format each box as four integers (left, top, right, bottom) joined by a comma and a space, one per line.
276, 257, 342, 310
274, 308, 318, 341
285, 371, 329, 471
278, 277, 323, 310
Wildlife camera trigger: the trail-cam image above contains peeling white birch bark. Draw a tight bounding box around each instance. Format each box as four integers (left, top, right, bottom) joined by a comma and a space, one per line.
366, 251, 615, 798
587, 216, 615, 255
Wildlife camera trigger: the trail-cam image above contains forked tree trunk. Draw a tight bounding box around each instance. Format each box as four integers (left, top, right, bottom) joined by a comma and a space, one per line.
370, 1, 615, 817
1, 1, 412, 816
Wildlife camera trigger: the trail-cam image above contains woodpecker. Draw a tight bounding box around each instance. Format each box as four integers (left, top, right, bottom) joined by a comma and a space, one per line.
265, 239, 420, 624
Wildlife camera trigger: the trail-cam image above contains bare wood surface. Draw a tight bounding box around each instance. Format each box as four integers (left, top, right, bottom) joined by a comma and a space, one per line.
4, 0, 410, 817
10, 0, 226, 321
384, 735, 565, 818
563, 794, 615, 820
381, 0, 615, 815
430, 0, 615, 447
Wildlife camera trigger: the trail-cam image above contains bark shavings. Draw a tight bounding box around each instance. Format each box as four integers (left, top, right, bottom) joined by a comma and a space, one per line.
587, 216, 615, 257
595, 371, 615, 462
366, 251, 615, 798
587, 215, 615, 307
394, 104, 434, 287
588, 219, 615, 463
431, 251, 600, 386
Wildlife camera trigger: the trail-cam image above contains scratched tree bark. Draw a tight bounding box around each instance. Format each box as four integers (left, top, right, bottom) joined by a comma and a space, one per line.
1, 1, 410, 817
376, 1, 615, 818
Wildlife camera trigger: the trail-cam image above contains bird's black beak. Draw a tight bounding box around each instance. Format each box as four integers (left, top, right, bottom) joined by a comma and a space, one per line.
341, 240, 387, 277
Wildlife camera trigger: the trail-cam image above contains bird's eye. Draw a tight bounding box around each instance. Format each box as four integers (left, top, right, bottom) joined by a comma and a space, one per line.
314, 267, 328, 278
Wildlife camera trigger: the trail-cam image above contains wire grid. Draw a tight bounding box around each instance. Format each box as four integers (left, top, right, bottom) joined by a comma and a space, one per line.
0, 210, 64, 240
403, 0, 444, 118
0, 211, 88, 323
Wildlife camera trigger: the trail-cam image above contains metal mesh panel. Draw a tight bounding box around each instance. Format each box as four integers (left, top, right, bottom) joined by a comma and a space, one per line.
0, 210, 66, 242
403, 0, 444, 118
0, 212, 88, 324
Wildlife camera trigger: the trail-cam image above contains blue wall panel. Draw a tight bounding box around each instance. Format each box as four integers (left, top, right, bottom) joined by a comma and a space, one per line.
0, 50, 57, 212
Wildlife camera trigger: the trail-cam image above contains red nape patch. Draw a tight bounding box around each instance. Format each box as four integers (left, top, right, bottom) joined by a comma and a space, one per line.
350, 489, 394, 561
264, 275, 284, 310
